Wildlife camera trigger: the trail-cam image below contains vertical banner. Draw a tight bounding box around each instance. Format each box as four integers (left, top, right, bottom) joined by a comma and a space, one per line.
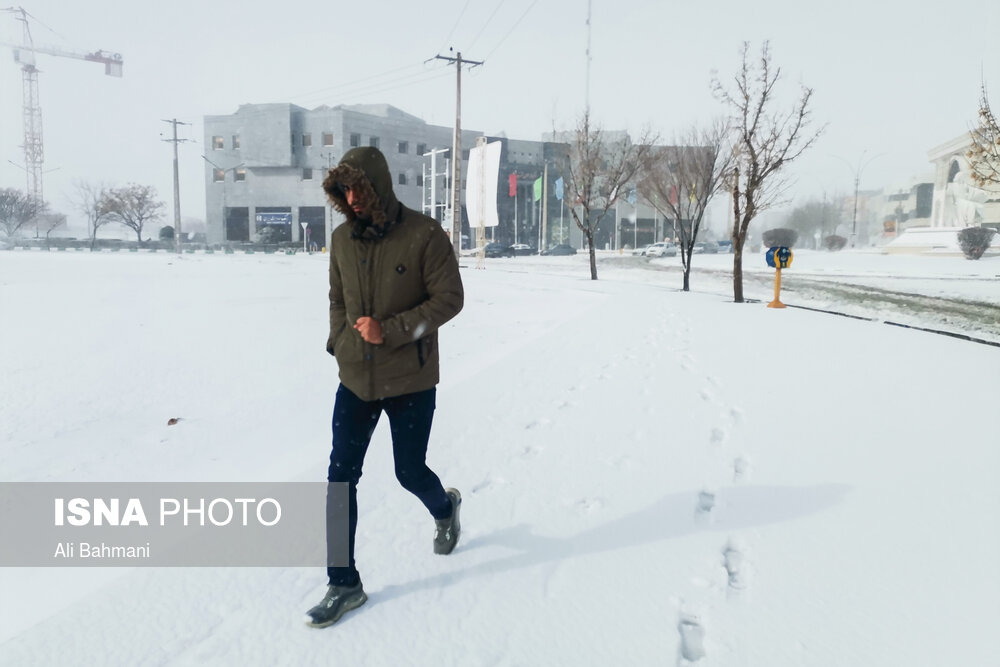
554, 177, 564, 201
533, 177, 542, 202
466, 139, 502, 228
508, 172, 517, 198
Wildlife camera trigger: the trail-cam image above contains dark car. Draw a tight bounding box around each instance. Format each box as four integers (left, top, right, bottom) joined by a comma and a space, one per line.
484, 242, 514, 258
541, 244, 577, 256
509, 243, 537, 256
694, 241, 719, 254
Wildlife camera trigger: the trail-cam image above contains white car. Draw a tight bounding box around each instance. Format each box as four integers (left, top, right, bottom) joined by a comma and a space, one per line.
645, 242, 677, 257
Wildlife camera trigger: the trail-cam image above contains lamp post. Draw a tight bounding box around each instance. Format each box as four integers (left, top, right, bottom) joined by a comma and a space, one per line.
833, 151, 884, 248
202, 156, 244, 242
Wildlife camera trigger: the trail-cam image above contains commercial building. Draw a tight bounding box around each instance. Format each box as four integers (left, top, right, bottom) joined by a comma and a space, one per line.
202, 103, 589, 250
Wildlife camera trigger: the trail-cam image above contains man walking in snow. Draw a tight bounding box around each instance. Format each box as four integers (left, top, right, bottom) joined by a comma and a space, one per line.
306, 146, 465, 628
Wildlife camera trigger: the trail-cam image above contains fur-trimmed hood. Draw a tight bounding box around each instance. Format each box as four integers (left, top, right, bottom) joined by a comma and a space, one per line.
322, 147, 400, 238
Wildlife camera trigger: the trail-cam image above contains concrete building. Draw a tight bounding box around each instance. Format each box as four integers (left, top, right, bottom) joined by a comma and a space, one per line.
202, 103, 589, 250
927, 133, 1000, 230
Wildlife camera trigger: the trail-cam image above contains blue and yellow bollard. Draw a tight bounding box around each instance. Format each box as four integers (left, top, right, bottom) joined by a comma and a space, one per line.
765, 246, 793, 308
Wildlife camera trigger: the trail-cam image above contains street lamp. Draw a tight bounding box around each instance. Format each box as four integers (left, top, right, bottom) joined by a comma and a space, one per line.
202, 155, 244, 243
833, 151, 884, 247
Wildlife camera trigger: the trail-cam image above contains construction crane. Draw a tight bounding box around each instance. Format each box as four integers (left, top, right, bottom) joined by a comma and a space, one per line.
1, 5, 123, 207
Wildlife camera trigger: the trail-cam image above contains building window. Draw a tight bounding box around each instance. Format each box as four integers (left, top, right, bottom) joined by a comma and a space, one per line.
303, 168, 313, 181
416, 174, 424, 187
302, 133, 312, 147
232, 135, 240, 150
235, 168, 247, 182
369, 136, 380, 149
350, 133, 361, 148
398, 173, 407, 186
416, 143, 427, 155
212, 136, 224, 150
213, 169, 225, 183
398, 140, 408, 154
323, 132, 333, 147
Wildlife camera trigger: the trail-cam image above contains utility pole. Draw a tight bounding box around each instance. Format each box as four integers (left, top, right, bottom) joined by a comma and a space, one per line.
433, 51, 483, 255
162, 119, 190, 253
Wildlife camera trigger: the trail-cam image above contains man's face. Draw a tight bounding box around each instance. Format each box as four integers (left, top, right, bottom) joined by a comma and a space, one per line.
343, 185, 366, 217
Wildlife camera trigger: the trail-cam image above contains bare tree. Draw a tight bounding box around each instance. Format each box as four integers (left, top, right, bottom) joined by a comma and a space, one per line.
74, 181, 113, 249
638, 120, 734, 291
967, 83, 1000, 188
713, 41, 823, 303
562, 111, 657, 280
102, 184, 165, 244
0, 188, 46, 238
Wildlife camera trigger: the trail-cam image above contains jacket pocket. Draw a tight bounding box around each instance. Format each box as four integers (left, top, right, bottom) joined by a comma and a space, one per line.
416, 338, 426, 368
333, 327, 361, 364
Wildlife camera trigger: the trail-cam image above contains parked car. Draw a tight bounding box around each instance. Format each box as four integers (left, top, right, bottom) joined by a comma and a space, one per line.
717, 240, 734, 253
694, 241, 719, 254
645, 242, 677, 257
509, 243, 537, 256
484, 242, 514, 258
632, 244, 651, 256
541, 244, 577, 256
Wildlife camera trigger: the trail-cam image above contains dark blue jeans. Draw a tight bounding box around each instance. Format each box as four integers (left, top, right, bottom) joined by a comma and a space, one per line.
327, 383, 451, 586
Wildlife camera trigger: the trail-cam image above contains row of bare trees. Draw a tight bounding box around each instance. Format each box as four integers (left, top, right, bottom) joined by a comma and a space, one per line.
560, 41, 823, 303
73, 182, 164, 248
2, 183, 164, 248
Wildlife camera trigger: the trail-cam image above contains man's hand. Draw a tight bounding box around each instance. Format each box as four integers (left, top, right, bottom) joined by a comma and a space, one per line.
354, 317, 383, 344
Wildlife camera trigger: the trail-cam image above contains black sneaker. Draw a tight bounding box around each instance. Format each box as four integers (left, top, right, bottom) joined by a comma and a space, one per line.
305, 581, 368, 628
434, 488, 461, 555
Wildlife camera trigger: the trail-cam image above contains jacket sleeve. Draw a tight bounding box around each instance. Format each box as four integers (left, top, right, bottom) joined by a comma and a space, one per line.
379, 227, 464, 349
327, 247, 348, 356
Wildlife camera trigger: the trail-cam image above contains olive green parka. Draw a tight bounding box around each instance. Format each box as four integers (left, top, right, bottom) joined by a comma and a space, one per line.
323, 147, 464, 401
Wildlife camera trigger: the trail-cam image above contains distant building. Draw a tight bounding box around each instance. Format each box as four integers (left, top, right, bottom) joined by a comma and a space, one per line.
202, 103, 589, 250
927, 134, 1000, 231
866, 178, 934, 241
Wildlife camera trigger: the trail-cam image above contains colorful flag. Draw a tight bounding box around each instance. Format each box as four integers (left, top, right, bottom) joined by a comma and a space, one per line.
508, 172, 517, 197
554, 177, 564, 201
533, 177, 542, 202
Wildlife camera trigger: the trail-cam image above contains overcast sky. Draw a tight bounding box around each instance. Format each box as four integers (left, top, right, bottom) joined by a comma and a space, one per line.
1, 0, 997, 231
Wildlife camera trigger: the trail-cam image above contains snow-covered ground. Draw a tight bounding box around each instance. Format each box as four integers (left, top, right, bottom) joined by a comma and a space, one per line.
1, 249, 998, 666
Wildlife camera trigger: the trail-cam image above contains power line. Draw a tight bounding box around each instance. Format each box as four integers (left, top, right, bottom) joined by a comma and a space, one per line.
484, 0, 540, 61
468, 0, 508, 52
293, 67, 452, 106
437, 0, 473, 54
285, 62, 428, 103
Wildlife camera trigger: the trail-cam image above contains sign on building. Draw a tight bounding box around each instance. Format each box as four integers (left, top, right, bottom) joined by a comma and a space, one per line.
255, 212, 292, 225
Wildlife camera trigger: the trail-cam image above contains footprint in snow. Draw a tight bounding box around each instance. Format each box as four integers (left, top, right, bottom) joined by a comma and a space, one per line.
728, 407, 744, 425
732, 456, 751, 482
709, 427, 727, 446
472, 477, 508, 494
722, 539, 748, 591
525, 418, 551, 430
695, 489, 716, 516
520, 444, 543, 458
574, 497, 606, 514
677, 610, 707, 664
